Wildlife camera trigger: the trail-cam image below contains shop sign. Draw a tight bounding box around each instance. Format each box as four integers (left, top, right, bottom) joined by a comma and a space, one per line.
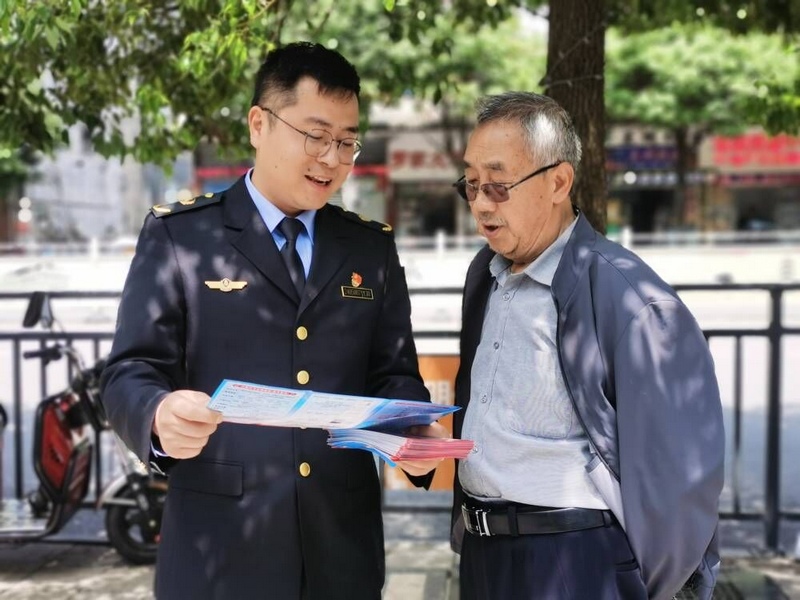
390, 149, 451, 171
701, 132, 800, 173
387, 131, 461, 182
717, 173, 800, 187
606, 145, 677, 171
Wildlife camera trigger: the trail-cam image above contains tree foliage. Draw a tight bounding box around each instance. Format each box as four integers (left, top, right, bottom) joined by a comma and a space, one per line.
536, 0, 800, 230
0, 0, 540, 168
608, 0, 800, 134
1, 1, 276, 164
606, 23, 798, 133
745, 68, 800, 134
2, 0, 799, 237
3, 0, 798, 156
270, 0, 545, 162
606, 22, 799, 224
610, 0, 800, 33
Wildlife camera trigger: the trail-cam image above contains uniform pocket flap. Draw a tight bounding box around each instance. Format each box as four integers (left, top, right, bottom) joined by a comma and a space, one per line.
170, 460, 243, 497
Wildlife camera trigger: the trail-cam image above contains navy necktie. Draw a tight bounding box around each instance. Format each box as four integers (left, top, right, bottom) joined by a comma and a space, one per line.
278, 218, 306, 296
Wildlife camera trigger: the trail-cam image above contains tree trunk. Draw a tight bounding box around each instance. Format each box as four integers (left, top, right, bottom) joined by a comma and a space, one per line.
673, 126, 689, 228
672, 126, 703, 229
545, 0, 607, 233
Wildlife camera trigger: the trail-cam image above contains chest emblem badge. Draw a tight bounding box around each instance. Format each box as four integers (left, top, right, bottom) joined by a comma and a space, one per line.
341, 272, 373, 300
205, 278, 248, 293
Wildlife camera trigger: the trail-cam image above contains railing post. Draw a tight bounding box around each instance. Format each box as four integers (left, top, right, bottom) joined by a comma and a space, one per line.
732, 336, 743, 515
378, 457, 386, 510
764, 287, 783, 551
12, 339, 23, 499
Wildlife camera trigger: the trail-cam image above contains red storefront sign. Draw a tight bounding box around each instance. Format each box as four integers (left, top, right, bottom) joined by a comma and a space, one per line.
389, 149, 452, 171
712, 133, 800, 169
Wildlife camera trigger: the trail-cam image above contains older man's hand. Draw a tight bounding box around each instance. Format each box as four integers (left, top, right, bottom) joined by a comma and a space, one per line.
393, 421, 451, 477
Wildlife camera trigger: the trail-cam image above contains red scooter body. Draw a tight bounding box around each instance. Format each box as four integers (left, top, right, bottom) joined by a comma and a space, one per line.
32, 391, 94, 528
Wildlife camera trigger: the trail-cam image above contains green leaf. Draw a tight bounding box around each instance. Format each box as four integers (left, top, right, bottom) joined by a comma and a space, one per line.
54, 16, 73, 34
25, 78, 42, 96
44, 26, 60, 50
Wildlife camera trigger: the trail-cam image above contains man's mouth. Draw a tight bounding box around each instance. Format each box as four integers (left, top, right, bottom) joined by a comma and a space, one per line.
306, 175, 332, 186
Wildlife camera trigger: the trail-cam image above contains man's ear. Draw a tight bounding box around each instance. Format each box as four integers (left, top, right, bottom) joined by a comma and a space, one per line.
247, 106, 266, 149
551, 162, 575, 206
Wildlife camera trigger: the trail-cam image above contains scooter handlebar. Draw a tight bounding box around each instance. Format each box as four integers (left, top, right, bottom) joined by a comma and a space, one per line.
22, 346, 64, 362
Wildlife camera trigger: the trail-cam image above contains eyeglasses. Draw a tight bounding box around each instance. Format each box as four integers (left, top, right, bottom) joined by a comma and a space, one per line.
453, 162, 562, 203
260, 107, 362, 165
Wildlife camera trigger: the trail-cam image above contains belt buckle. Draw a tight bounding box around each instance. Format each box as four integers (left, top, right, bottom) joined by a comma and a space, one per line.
462, 504, 492, 536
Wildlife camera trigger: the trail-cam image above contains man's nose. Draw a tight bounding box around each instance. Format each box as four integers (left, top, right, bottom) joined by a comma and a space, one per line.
317, 142, 340, 167
471, 188, 497, 210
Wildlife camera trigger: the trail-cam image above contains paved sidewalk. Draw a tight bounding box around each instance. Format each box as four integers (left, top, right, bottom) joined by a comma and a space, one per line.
0, 510, 799, 599
0, 540, 459, 600
2, 538, 800, 600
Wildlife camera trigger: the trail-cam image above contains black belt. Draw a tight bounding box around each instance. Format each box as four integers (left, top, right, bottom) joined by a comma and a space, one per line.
462, 502, 614, 537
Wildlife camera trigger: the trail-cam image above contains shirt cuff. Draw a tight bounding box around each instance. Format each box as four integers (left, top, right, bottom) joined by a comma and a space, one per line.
151, 436, 169, 458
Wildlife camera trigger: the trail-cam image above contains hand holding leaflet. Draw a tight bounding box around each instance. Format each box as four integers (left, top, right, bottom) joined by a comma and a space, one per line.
208, 379, 474, 465
328, 428, 474, 467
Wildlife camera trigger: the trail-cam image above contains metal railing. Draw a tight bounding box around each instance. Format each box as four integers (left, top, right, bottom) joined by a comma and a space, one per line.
5, 228, 800, 258
394, 229, 800, 252
1, 285, 799, 551
669, 283, 800, 550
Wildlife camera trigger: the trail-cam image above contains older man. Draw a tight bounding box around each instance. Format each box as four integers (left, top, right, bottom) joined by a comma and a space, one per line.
450, 92, 724, 600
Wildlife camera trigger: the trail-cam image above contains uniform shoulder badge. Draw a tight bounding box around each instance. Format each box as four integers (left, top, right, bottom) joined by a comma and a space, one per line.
330, 204, 393, 234
150, 192, 222, 218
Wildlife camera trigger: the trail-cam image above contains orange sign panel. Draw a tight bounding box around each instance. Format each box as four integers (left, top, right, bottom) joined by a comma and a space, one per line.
382, 355, 460, 491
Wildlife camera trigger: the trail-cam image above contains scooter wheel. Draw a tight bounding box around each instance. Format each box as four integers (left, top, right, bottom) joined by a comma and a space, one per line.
105, 481, 164, 565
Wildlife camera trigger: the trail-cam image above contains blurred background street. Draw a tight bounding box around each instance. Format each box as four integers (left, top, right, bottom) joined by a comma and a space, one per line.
2, 0, 800, 597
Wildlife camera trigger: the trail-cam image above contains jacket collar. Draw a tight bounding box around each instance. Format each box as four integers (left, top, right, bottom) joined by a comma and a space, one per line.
550, 212, 599, 305
222, 176, 350, 311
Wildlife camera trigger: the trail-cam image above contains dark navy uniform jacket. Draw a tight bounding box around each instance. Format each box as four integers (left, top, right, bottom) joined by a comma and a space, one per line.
101, 176, 430, 599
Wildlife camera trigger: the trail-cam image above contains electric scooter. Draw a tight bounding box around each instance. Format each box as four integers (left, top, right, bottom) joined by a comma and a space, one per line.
0, 291, 166, 564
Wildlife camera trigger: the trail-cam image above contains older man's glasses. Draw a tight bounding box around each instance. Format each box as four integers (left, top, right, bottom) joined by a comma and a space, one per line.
260, 107, 362, 165
453, 162, 562, 203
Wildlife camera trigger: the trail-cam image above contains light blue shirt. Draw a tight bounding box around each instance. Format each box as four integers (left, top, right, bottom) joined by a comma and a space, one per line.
244, 168, 316, 277
459, 217, 607, 509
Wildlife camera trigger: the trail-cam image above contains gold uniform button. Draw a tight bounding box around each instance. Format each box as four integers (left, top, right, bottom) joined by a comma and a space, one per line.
299, 462, 311, 477
296, 370, 310, 385
296, 326, 308, 341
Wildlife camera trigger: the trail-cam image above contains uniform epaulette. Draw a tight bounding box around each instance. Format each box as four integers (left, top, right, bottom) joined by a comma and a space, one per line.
331, 204, 394, 234
150, 192, 222, 218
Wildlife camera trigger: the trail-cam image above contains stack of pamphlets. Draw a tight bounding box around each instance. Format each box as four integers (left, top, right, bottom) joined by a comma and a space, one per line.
327, 429, 474, 465
208, 379, 474, 465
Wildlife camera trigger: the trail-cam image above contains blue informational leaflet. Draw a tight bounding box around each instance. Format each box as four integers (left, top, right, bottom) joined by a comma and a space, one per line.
209, 379, 458, 429
208, 379, 473, 465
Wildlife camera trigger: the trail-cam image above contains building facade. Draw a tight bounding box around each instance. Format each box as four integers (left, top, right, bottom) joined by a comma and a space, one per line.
10, 118, 800, 246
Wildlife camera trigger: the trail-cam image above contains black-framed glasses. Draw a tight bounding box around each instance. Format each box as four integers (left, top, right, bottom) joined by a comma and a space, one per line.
260, 107, 362, 165
453, 162, 562, 203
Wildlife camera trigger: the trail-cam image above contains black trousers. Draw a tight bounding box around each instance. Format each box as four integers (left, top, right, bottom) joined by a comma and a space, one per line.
459, 520, 648, 600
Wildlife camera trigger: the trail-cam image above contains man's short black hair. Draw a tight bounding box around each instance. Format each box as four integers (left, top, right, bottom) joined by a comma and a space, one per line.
250, 42, 361, 109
